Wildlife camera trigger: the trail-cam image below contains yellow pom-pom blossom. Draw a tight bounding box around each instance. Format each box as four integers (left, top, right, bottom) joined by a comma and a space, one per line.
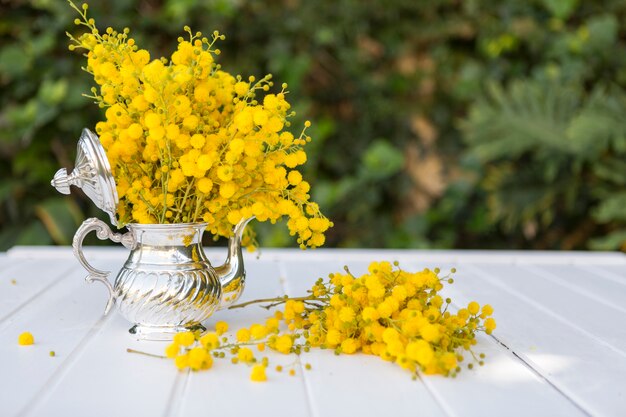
484, 318, 497, 334
199, 332, 220, 349
215, 321, 229, 335
250, 364, 267, 382
164, 262, 495, 379
18, 332, 35, 346
237, 347, 255, 363
165, 343, 181, 358
467, 301, 480, 315
188, 347, 213, 371
273, 335, 293, 354
67, 1, 331, 249
236, 328, 251, 342
173, 331, 195, 347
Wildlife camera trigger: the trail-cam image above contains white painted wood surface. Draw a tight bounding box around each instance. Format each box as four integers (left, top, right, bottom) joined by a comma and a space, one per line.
1, 247, 625, 417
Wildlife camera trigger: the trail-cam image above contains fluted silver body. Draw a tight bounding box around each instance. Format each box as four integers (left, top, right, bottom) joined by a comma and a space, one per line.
71, 217, 253, 341
115, 223, 221, 339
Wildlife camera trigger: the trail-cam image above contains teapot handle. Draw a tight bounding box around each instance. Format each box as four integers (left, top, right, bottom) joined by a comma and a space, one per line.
72, 218, 135, 315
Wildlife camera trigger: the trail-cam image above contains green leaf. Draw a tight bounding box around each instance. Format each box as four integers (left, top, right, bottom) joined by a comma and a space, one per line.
0, 226, 20, 250
15, 220, 53, 246
312, 177, 358, 208
164, 0, 199, 20
30, 0, 58, 12
29, 32, 56, 56
38, 79, 68, 105
584, 15, 618, 53
254, 219, 292, 247
541, 0, 579, 20
592, 158, 626, 185
589, 230, 626, 251
0, 180, 16, 201
567, 86, 626, 156
464, 81, 584, 161
0, 45, 31, 79
361, 140, 404, 179
593, 192, 626, 223
4, 100, 38, 133
34, 198, 84, 245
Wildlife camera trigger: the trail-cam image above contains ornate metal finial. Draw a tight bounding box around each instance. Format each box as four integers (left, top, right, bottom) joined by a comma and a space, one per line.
51, 128, 119, 226
51, 168, 72, 195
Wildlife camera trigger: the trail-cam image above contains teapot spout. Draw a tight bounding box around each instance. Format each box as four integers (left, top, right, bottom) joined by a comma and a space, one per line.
215, 216, 254, 309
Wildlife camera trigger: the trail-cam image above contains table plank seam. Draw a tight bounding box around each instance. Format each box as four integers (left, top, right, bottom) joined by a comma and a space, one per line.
464, 263, 626, 360
521, 264, 626, 315
488, 333, 594, 417
16, 312, 114, 417
0, 264, 76, 325
416, 373, 460, 417
576, 264, 626, 286
161, 369, 190, 417
440, 300, 589, 417
277, 261, 316, 417
283, 259, 457, 417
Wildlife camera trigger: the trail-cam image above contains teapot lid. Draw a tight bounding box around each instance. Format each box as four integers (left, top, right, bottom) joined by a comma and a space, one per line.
51, 128, 119, 226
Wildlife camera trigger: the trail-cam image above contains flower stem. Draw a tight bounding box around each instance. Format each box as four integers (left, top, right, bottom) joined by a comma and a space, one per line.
228, 295, 315, 310
126, 348, 166, 359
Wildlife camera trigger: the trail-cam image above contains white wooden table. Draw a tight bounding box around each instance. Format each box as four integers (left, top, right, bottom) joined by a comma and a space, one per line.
1, 247, 625, 417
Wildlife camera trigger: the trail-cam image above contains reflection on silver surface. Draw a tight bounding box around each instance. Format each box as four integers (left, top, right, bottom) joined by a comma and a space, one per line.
51, 128, 118, 226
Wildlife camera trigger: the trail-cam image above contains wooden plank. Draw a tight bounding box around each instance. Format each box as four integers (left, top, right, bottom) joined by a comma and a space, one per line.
17, 251, 210, 417
587, 264, 626, 283
280, 259, 449, 417
23, 313, 180, 417
0, 255, 168, 417
280, 258, 587, 417
0, 265, 108, 417
296, 349, 448, 417
466, 264, 626, 354
417, 334, 587, 417
522, 264, 626, 314
16, 255, 309, 417
452, 262, 626, 417
273, 249, 624, 265
0, 253, 23, 271
176, 260, 316, 417
0, 252, 126, 324
0, 259, 76, 322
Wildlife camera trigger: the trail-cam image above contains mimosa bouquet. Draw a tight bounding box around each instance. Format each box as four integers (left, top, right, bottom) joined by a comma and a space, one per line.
164, 262, 497, 380
66, 1, 331, 248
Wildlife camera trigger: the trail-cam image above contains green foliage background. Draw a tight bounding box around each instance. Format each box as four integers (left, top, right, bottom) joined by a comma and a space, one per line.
1, 0, 625, 251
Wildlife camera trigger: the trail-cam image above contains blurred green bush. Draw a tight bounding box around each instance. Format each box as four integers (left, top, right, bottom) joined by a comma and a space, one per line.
0, 0, 624, 251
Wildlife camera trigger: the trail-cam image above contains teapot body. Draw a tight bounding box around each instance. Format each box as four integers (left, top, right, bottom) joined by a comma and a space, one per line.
114, 223, 221, 340
71, 218, 245, 340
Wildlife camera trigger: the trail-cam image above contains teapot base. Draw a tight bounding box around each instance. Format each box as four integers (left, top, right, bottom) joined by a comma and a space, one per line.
129, 323, 206, 341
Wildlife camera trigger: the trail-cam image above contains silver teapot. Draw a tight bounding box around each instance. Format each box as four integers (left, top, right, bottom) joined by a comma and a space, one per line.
52, 129, 253, 340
